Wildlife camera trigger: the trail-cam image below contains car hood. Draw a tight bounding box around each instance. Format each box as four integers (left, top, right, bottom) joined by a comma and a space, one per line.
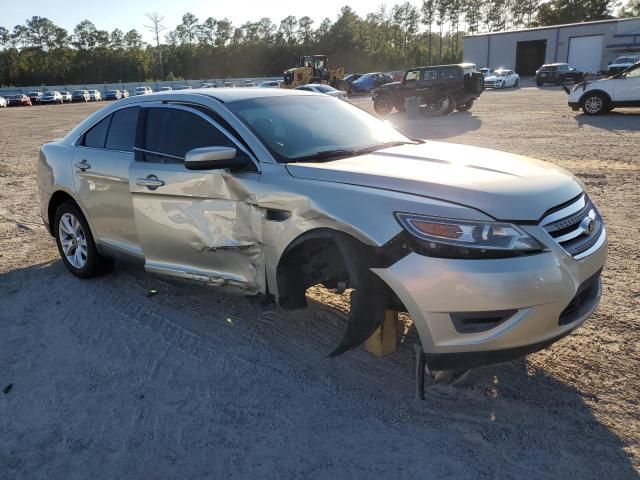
378, 81, 401, 91
609, 62, 634, 68
484, 75, 502, 81
285, 141, 582, 221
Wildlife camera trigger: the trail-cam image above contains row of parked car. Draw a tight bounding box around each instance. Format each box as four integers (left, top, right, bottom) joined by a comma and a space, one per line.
0, 81, 286, 108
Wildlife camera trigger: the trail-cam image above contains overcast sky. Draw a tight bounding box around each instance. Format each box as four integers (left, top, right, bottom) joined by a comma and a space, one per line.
2, 0, 407, 43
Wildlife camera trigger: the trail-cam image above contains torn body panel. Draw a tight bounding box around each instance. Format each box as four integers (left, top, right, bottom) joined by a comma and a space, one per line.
129, 161, 265, 293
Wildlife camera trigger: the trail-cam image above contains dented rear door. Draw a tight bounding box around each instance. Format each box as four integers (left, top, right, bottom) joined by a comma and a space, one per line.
128, 104, 265, 293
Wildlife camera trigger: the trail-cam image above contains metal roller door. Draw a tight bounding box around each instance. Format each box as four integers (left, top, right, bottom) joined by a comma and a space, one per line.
568, 35, 603, 74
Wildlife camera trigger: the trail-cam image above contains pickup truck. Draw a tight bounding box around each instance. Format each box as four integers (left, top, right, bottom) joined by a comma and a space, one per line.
372, 63, 484, 116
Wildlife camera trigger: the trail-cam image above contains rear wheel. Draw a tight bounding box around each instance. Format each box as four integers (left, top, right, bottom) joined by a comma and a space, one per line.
581, 92, 609, 115
514, 78, 519, 87
54, 202, 112, 278
536, 79, 544, 87
373, 97, 393, 115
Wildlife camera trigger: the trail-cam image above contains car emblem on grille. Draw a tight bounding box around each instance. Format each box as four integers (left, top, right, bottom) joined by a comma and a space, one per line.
580, 216, 596, 236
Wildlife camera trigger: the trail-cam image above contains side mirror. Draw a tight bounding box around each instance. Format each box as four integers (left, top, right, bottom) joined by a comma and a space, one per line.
184, 146, 247, 170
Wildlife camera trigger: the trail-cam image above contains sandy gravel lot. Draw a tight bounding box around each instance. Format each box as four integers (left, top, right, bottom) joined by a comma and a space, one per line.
1, 86, 639, 479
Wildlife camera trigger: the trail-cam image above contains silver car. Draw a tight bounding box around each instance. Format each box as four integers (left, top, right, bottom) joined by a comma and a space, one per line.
37, 88, 607, 368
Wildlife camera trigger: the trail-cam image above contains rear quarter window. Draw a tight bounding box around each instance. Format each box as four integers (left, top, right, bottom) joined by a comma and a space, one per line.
105, 107, 139, 152
82, 115, 111, 149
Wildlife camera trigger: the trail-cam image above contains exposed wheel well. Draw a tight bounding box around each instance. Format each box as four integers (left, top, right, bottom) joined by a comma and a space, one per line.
275, 229, 355, 310
47, 191, 76, 236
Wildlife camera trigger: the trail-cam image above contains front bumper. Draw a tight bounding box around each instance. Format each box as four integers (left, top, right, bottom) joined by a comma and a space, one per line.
372, 226, 607, 369
568, 101, 580, 111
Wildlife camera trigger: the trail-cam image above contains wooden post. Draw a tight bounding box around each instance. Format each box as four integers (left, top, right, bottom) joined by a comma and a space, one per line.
365, 310, 399, 357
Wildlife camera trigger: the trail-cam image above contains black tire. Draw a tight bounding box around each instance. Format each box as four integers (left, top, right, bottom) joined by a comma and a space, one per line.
456, 100, 474, 112
394, 103, 406, 113
580, 92, 609, 116
514, 78, 519, 87
373, 97, 393, 115
536, 80, 543, 87
54, 201, 112, 278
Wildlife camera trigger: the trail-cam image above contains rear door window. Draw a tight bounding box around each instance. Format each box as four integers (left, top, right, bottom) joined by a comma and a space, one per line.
105, 107, 139, 152
82, 115, 111, 149
143, 107, 235, 161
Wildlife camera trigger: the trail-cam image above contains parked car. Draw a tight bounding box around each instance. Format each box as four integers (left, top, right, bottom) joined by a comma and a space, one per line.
6, 94, 32, 106
0, 96, 6, 108
37, 88, 607, 370
201, 83, 216, 88
223, 82, 236, 88
87, 89, 102, 101
60, 91, 73, 103
479, 67, 493, 77
373, 63, 484, 115
607, 54, 640, 76
134, 86, 153, 96
535, 63, 584, 86
105, 90, 122, 101
568, 61, 640, 115
121, 90, 129, 98
28, 91, 44, 104
243, 80, 255, 87
350, 72, 394, 94
294, 83, 347, 99
175, 85, 193, 90
258, 80, 281, 88
40, 91, 64, 104
483, 69, 520, 88
343, 73, 363, 88
159, 86, 172, 92
72, 90, 90, 102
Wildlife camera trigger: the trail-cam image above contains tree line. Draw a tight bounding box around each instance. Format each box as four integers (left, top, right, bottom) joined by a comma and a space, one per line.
0, 0, 623, 87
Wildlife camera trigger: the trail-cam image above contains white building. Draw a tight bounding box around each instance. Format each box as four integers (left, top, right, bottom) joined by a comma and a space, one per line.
463, 17, 640, 75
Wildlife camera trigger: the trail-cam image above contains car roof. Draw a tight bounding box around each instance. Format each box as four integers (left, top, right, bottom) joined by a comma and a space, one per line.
155, 87, 315, 102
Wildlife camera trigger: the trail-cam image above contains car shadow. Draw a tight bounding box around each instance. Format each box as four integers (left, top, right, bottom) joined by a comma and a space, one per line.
575, 111, 640, 132
1, 260, 637, 478
388, 110, 482, 140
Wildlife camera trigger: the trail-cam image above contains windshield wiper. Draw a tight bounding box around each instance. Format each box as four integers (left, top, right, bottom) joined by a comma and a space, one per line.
353, 140, 418, 155
289, 149, 358, 163
289, 141, 419, 163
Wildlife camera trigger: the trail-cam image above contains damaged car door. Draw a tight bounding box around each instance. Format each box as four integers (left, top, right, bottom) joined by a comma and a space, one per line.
128, 103, 265, 292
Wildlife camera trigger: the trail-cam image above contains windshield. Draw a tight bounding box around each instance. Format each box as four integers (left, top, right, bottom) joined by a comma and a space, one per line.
495, 71, 508, 76
73, 90, 84, 94
227, 95, 413, 163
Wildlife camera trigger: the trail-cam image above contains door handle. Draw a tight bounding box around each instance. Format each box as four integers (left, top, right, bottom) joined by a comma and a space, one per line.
74, 159, 91, 172
135, 175, 165, 190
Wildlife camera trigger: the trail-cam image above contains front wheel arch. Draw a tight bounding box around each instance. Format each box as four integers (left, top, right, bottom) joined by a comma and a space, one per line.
579, 90, 612, 115
274, 228, 399, 356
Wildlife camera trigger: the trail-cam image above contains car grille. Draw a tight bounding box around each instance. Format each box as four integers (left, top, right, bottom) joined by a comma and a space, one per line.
540, 194, 605, 259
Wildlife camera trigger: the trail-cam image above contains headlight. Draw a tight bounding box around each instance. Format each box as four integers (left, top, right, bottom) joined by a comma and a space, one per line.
395, 212, 544, 259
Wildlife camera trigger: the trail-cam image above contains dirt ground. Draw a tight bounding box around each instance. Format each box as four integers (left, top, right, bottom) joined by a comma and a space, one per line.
1, 86, 639, 479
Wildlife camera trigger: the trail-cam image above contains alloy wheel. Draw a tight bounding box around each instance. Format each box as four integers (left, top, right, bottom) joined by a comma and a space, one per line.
58, 212, 88, 269
584, 96, 603, 114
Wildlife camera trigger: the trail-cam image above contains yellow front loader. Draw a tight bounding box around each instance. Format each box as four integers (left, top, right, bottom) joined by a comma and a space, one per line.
282, 55, 348, 91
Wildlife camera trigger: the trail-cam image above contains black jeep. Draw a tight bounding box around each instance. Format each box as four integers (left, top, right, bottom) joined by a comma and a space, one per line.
372, 63, 484, 116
